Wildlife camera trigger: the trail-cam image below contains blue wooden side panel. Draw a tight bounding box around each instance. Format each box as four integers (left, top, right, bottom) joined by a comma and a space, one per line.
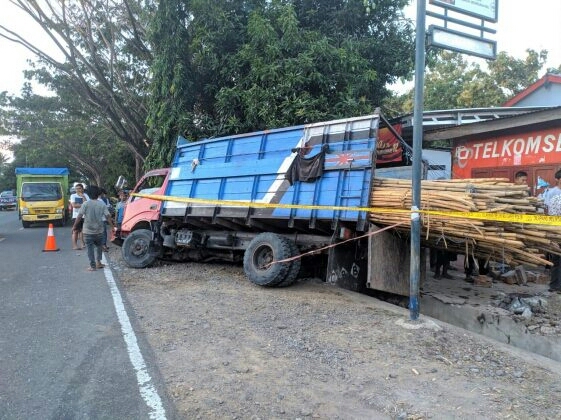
165, 115, 379, 224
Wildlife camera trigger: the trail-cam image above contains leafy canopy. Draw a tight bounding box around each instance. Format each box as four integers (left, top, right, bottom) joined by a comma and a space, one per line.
384, 49, 549, 116
146, 0, 414, 168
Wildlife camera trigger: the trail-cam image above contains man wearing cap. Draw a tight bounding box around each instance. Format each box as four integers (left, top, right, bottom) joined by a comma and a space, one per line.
536, 176, 550, 202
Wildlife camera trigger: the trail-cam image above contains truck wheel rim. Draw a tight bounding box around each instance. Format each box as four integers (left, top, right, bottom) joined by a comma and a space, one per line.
253, 244, 273, 272
131, 238, 149, 256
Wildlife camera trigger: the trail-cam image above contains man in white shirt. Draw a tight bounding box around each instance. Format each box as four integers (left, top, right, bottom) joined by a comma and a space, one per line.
70, 183, 90, 249
544, 170, 561, 213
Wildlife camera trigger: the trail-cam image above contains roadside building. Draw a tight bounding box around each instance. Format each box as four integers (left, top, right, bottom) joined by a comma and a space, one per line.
503, 73, 561, 108
424, 107, 561, 196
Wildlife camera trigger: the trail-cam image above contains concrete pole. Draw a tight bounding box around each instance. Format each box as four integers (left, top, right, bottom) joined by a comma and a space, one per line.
409, 0, 426, 320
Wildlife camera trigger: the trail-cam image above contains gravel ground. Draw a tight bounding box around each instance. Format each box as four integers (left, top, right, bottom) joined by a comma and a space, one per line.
106, 247, 561, 420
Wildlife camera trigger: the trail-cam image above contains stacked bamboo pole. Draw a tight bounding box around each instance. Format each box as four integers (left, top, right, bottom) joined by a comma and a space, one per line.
369, 178, 557, 268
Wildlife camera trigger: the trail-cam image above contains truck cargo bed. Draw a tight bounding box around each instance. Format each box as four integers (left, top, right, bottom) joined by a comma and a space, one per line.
163, 114, 382, 234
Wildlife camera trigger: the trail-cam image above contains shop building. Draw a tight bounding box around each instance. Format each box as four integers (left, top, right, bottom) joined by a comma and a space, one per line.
424, 106, 561, 195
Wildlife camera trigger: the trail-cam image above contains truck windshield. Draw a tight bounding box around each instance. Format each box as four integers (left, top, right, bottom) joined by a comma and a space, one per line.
136, 175, 166, 195
21, 183, 62, 201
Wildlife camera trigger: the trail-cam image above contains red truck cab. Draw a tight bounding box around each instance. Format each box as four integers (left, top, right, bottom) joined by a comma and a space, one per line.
117, 168, 170, 241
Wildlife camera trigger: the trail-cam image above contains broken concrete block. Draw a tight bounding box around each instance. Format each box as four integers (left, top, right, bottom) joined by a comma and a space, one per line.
515, 265, 528, 285
474, 275, 492, 287
501, 270, 517, 285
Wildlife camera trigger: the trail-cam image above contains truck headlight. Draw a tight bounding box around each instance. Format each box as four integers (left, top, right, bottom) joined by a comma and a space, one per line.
21, 208, 29, 214
56, 208, 63, 214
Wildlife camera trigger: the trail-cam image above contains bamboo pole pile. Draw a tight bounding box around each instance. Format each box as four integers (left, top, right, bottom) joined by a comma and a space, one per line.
369, 178, 559, 268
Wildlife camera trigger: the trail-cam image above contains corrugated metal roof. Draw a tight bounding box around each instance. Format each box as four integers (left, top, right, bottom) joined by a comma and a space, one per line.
423, 106, 561, 142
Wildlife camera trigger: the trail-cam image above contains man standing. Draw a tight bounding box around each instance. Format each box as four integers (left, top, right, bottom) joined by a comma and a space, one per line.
544, 169, 561, 214
73, 186, 114, 271
70, 183, 89, 249
97, 188, 113, 252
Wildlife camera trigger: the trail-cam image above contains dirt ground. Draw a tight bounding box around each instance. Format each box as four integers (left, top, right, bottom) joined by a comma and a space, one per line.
106, 248, 561, 420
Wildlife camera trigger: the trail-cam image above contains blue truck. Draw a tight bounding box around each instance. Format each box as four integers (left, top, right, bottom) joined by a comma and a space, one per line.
115, 112, 419, 293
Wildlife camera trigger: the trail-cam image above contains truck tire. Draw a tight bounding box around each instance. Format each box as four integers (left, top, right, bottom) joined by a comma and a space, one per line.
275, 238, 301, 287
244, 233, 292, 287
22, 220, 30, 228
122, 229, 158, 268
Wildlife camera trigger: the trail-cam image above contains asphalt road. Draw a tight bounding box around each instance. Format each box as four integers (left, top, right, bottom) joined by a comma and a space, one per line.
0, 211, 173, 419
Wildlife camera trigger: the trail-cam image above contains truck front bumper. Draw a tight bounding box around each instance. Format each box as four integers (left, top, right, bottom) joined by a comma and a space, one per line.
22, 214, 64, 222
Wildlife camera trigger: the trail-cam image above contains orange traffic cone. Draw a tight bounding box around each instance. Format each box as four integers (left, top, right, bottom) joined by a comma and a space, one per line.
43, 223, 60, 252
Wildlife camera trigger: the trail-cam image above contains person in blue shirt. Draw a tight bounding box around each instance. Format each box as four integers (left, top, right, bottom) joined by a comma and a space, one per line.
115, 189, 129, 230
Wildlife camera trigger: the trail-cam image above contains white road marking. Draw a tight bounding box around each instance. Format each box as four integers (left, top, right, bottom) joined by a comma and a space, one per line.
101, 258, 167, 419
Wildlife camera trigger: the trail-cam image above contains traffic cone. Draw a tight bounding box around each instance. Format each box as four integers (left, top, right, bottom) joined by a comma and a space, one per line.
42, 223, 60, 252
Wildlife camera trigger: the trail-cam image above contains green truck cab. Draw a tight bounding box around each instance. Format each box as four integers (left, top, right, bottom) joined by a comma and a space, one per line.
15, 168, 70, 228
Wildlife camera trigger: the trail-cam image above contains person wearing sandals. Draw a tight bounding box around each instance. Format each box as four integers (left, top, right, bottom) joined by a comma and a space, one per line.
72, 186, 115, 271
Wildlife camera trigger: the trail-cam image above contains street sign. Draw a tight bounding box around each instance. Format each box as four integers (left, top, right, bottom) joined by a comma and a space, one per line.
430, 0, 498, 22
428, 25, 497, 60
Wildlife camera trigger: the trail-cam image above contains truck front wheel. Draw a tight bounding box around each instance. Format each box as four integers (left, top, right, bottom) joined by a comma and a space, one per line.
244, 233, 292, 287
122, 229, 158, 268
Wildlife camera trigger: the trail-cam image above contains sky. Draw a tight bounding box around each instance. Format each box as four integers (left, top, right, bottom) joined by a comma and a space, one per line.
0, 0, 560, 97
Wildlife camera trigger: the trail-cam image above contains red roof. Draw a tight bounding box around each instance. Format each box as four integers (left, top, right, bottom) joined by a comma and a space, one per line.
503, 73, 561, 106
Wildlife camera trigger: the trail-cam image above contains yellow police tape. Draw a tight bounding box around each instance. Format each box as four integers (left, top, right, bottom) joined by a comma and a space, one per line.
133, 193, 561, 227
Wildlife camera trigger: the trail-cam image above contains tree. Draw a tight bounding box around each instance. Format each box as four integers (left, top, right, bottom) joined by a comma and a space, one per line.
385, 49, 549, 114
145, 0, 195, 169
0, 0, 155, 180
146, 0, 415, 168
5, 87, 135, 189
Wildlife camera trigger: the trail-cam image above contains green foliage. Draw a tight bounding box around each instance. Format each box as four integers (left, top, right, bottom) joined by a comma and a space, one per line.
145, 0, 194, 169
388, 49, 549, 113
4, 0, 415, 174
3, 90, 135, 191
0, 0, 154, 181
146, 0, 415, 168
214, 4, 379, 133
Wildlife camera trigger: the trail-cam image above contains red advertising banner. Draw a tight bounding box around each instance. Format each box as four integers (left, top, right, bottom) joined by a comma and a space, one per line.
377, 124, 403, 164
453, 127, 561, 178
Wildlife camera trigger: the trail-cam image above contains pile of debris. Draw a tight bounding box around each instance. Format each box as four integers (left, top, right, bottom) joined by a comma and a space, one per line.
494, 292, 561, 337
369, 178, 561, 268
497, 293, 547, 320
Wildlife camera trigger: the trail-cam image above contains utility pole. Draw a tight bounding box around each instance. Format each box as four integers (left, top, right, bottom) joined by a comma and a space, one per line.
409, 0, 427, 321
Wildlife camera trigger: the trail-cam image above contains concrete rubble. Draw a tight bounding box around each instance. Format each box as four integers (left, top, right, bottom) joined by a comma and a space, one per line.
420, 260, 561, 362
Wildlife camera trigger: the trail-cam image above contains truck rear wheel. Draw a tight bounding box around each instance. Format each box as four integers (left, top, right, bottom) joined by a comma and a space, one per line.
244, 233, 292, 287
122, 229, 158, 268
276, 238, 301, 287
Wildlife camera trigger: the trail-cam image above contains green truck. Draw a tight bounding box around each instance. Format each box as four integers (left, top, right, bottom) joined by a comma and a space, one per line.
15, 168, 70, 228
